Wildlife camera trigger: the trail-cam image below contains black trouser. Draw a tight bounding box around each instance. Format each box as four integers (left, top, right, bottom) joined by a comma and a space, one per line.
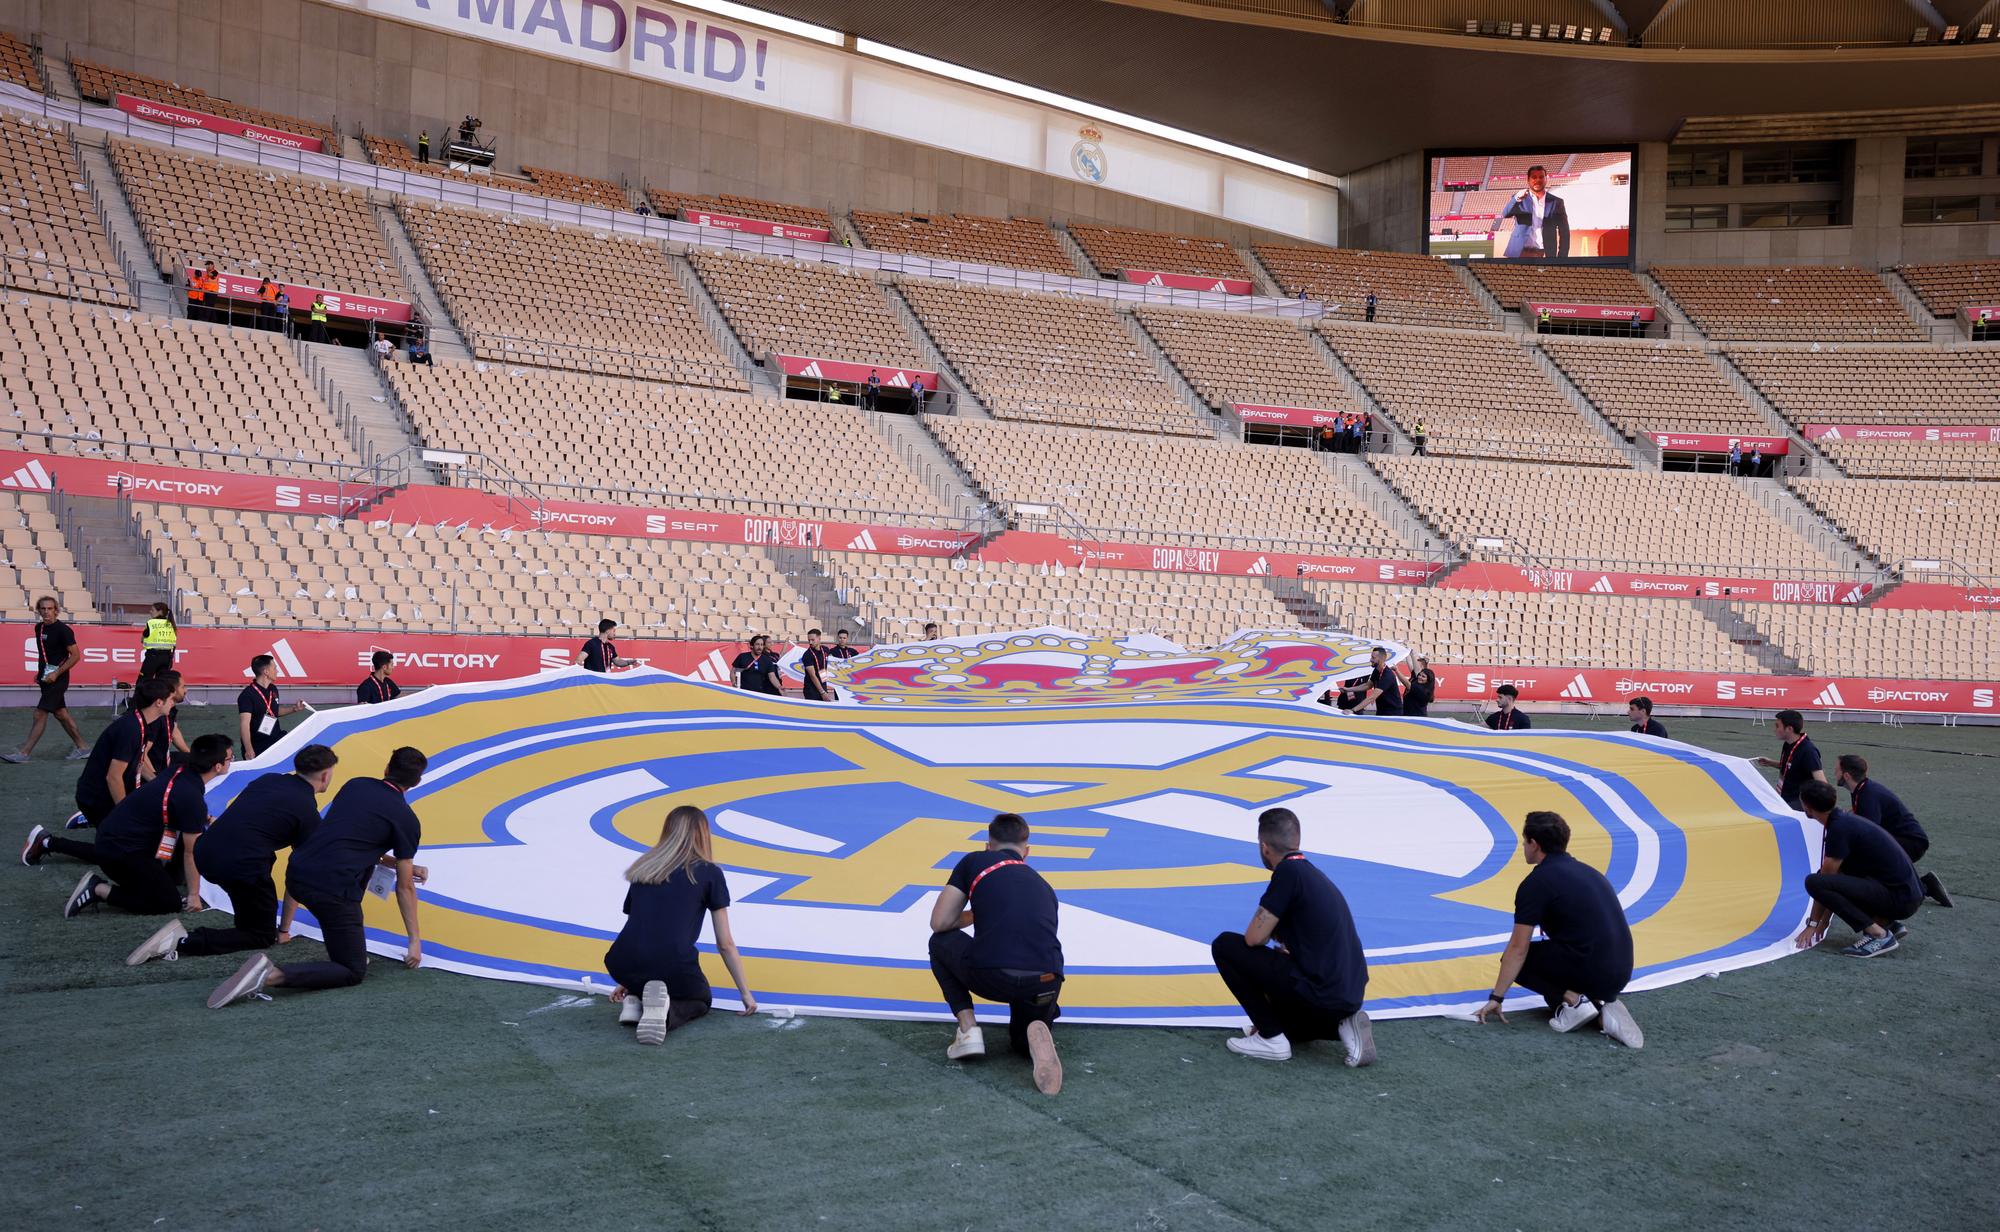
604, 954, 713, 1034
140, 649, 175, 679
43, 833, 102, 863
1514, 938, 1627, 1007
97, 851, 182, 915
1893, 833, 1929, 863
179, 873, 280, 956
1210, 931, 1357, 1043
71, 797, 113, 827
276, 894, 370, 989
1805, 872, 1919, 933
928, 929, 1061, 1056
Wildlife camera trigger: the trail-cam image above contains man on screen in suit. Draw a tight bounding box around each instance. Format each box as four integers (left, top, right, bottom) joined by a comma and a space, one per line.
1497, 165, 1570, 259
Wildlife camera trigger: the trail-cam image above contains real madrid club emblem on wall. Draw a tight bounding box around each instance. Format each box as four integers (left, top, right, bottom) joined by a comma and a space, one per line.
1070, 124, 1108, 184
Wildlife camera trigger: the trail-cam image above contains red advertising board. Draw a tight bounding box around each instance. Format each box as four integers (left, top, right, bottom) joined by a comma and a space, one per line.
0, 449, 381, 514
1802, 424, 2000, 443
1445, 561, 1873, 605
1649, 431, 1790, 455
684, 209, 832, 244
1119, 269, 1255, 296
1870, 583, 2000, 611
1427, 665, 1997, 715
1526, 301, 1656, 322
1232, 404, 1367, 429
770, 354, 938, 390
115, 93, 323, 153
1963, 304, 1999, 323
974, 531, 1442, 583
187, 268, 414, 325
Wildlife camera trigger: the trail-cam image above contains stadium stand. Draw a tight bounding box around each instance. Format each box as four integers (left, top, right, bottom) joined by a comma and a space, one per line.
0, 112, 132, 306
1438, 156, 1488, 187
1809, 437, 2000, 481
1371, 455, 1846, 576
1, 490, 97, 622
1723, 344, 2000, 426
1471, 263, 1656, 311
645, 188, 835, 233
927, 417, 1408, 549
70, 59, 337, 150
688, 248, 925, 371
1067, 224, 1253, 282
0, 295, 357, 474
147, 504, 817, 639
1892, 258, 2000, 319
1449, 190, 1508, 218
1133, 305, 1360, 415
899, 279, 1207, 435
1649, 265, 1926, 341
848, 210, 1074, 276
1318, 322, 1628, 466
1540, 337, 1771, 440
1790, 479, 2000, 577
1308, 583, 1763, 673
109, 138, 404, 300
1, 30, 43, 92
381, 360, 949, 517
398, 201, 745, 388
1253, 244, 1496, 329
518, 165, 632, 211
1743, 606, 1997, 680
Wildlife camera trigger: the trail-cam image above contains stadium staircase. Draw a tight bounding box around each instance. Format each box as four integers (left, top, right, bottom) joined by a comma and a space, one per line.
372, 204, 472, 362
1633, 269, 1698, 337
1525, 343, 1654, 467
43, 51, 79, 100
56, 492, 167, 622
831, 215, 869, 250
870, 413, 998, 529
1053, 226, 1104, 281
1119, 305, 1222, 431
1259, 574, 1336, 632
1305, 329, 1415, 453
881, 282, 988, 417
1319, 453, 1459, 558
294, 340, 435, 480
671, 251, 784, 399
71, 130, 179, 317
1694, 601, 1804, 675
1742, 478, 1882, 576
1707, 350, 1845, 476
1450, 263, 1515, 331
767, 545, 875, 641
1240, 247, 1286, 299
1882, 269, 1959, 345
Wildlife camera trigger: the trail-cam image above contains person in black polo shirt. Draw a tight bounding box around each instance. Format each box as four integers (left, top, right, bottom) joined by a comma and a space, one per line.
927, 813, 1066, 1095
1835, 754, 1949, 909
1627, 696, 1668, 737
60, 734, 234, 920
1211, 807, 1374, 1066
827, 628, 861, 669
1357, 646, 1403, 716
578, 619, 635, 673
207, 747, 430, 1008
357, 651, 402, 704
1485, 684, 1532, 730
797, 628, 835, 702
1474, 811, 1642, 1048
127, 744, 339, 966
1795, 780, 1921, 959
237, 654, 306, 761
1403, 656, 1436, 717
24, 678, 173, 869
604, 804, 757, 1044
732, 634, 782, 696
4, 596, 88, 763
1754, 709, 1824, 809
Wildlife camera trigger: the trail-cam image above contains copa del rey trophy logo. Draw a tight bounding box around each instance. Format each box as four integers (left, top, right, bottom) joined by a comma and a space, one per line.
1070, 124, 1108, 184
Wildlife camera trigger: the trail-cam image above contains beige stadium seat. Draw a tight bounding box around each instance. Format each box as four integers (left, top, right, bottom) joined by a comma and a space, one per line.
1790, 479, 2000, 577
399, 201, 745, 389
1472, 264, 1656, 311
1372, 455, 1847, 576
0, 491, 100, 621
900, 278, 1206, 436
646, 188, 834, 233
1809, 438, 2000, 481
1892, 259, 2000, 319
1318, 322, 1628, 466
1541, 337, 1770, 440
1725, 344, 2000, 428
72, 58, 336, 148
362, 136, 578, 207
0, 31, 44, 92
0, 294, 357, 473
519, 166, 632, 211
689, 249, 925, 370
850, 211, 1073, 276
1253, 244, 1495, 330
1067, 224, 1251, 282
1739, 605, 1998, 680
1650, 265, 1925, 341
0, 112, 132, 307
1134, 306, 1358, 414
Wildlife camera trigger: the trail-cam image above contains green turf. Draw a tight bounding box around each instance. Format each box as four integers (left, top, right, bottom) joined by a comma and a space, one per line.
2, 708, 1994, 1230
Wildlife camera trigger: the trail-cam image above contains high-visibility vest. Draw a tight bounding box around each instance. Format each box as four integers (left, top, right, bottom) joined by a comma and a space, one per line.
142, 618, 177, 650
310, 300, 328, 323
260, 283, 279, 303
188, 277, 205, 303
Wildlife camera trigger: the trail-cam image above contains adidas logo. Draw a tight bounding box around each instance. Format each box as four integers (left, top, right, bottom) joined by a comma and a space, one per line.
242, 638, 308, 679
691, 650, 731, 684
1559, 674, 1593, 699
1819, 427, 1842, 441
800, 361, 825, 379
846, 529, 879, 551
887, 372, 910, 388
1209, 280, 1228, 293
1145, 274, 1164, 286
1246, 556, 1270, 576
1, 459, 53, 490
1813, 682, 1846, 707
1588, 575, 1615, 594
1839, 584, 1866, 604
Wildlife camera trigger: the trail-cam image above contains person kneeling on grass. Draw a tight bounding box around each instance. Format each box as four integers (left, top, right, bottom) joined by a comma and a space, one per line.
51, 734, 234, 919
126, 744, 338, 966
1211, 807, 1375, 1067
1795, 780, 1921, 959
1835, 753, 1951, 909
207, 747, 429, 1008
927, 813, 1065, 1095
604, 804, 756, 1044
1473, 810, 1643, 1048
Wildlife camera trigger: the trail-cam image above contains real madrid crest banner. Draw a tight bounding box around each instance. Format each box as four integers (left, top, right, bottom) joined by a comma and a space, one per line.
204, 629, 1815, 1025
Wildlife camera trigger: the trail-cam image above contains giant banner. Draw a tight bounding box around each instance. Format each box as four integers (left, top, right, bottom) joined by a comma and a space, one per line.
115, 93, 324, 152
0, 449, 382, 514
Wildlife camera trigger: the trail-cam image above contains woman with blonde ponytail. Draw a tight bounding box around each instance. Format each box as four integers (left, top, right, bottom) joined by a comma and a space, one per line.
605, 804, 757, 1043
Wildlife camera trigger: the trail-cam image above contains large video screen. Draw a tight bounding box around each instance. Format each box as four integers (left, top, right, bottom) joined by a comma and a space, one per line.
1424, 148, 1633, 263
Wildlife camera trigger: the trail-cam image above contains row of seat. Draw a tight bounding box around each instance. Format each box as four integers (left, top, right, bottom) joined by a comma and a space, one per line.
0, 490, 96, 621
1725, 344, 2000, 425
0, 30, 40, 93
71, 58, 336, 147
1893, 258, 2000, 319
1134, 305, 1359, 416
1540, 336, 1769, 439
0, 111, 130, 306
849, 211, 1074, 276
1068, 223, 1252, 282
1789, 478, 2000, 575
689, 248, 926, 371
1651, 265, 1925, 341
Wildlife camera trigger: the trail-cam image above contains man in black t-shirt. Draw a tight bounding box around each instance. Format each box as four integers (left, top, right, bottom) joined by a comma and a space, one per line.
25, 679, 173, 868
1212, 807, 1374, 1066
1836, 753, 1949, 907
797, 628, 834, 702
1795, 781, 1922, 959
208, 747, 430, 1008
141, 670, 191, 776
128, 744, 339, 965
827, 629, 861, 669
237, 654, 305, 761
1626, 696, 1669, 738
732, 634, 782, 696
1485, 684, 1532, 730
1358, 646, 1403, 716
1755, 710, 1824, 809
4, 596, 88, 763
1403, 656, 1436, 717
1474, 811, 1643, 1048
578, 619, 634, 672
60, 735, 234, 920
927, 813, 1065, 1094
357, 651, 403, 704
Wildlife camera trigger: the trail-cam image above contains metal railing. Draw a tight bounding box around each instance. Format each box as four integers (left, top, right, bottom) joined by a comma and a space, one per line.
0, 251, 132, 309
459, 329, 747, 389
6, 429, 370, 482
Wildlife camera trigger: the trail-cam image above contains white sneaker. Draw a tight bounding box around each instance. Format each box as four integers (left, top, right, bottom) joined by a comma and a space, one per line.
64, 747, 89, 761
1226, 1031, 1292, 1061
1599, 1000, 1645, 1050
208, 953, 274, 1009
946, 1025, 986, 1060
635, 980, 671, 1044
1338, 1011, 1377, 1068
126, 918, 188, 966
1550, 998, 1600, 1033
618, 994, 642, 1026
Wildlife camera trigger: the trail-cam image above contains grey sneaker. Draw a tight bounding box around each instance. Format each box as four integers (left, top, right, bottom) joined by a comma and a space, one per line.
64, 746, 89, 761
1338, 1010, 1377, 1068
618, 994, 642, 1026
208, 953, 275, 1008
1599, 1000, 1645, 1050
1841, 932, 1899, 958
1550, 997, 1601, 1033
1920, 871, 1952, 908
635, 980, 671, 1045
0, 751, 28, 763
127, 918, 188, 966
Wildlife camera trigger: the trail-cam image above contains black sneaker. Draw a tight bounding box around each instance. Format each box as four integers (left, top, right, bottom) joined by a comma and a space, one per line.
1888, 919, 1910, 940
63, 872, 105, 918
1920, 871, 1952, 909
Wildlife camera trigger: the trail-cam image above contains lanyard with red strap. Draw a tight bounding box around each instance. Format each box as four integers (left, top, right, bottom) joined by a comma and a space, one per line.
153, 766, 186, 862
1496, 708, 1515, 730
252, 683, 278, 717
968, 857, 1027, 897
1780, 737, 1802, 778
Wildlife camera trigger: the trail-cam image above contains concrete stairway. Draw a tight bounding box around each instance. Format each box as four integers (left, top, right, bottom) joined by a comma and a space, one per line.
72, 135, 179, 317
59, 494, 166, 621
1451, 263, 1517, 331
1525, 341, 1653, 467
1053, 225, 1105, 282
43, 50, 81, 101
1634, 269, 1699, 338
1119, 305, 1219, 431
883, 282, 987, 416
1259, 575, 1335, 632
1696, 601, 1804, 675
1320, 453, 1458, 557
1305, 329, 1414, 452
1239, 246, 1286, 298
1881, 268, 1959, 345
294, 340, 432, 477
372, 204, 472, 362
866, 411, 998, 527
1708, 349, 1842, 476
1744, 477, 1881, 575
767, 545, 874, 641
671, 251, 780, 398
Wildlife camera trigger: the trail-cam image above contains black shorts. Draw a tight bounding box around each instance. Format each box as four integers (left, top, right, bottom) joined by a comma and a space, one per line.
36, 677, 69, 713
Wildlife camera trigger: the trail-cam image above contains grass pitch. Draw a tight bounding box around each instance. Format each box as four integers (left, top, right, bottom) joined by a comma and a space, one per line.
2, 707, 1994, 1231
